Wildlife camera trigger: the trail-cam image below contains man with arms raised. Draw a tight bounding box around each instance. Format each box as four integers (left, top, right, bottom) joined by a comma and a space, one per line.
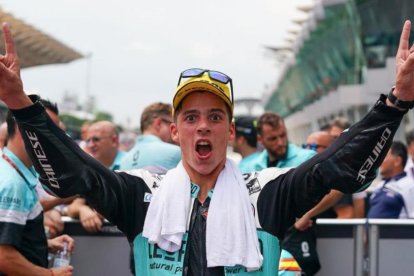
1, 21, 414, 275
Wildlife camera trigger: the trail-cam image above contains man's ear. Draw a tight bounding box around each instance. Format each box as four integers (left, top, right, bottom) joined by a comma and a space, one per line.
229, 122, 235, 142
171, 123, 179, 145
257, 134, 263, 144
111, 134, 118, 145
396, 155, 404, 169
153, 117, 162, 132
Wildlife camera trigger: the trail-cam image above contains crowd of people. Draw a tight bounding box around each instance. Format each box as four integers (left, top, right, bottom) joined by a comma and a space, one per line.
1, 20, 414, 276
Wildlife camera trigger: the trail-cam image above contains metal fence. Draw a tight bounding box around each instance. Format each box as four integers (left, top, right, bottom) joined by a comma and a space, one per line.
62, 218, 414, 276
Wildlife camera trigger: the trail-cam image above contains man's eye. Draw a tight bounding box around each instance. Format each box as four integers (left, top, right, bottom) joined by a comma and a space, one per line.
185, 115, 196, 121
210, 114, 222, 121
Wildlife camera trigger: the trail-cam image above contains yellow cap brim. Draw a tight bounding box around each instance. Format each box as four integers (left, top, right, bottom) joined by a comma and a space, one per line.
173, 76, 233, 115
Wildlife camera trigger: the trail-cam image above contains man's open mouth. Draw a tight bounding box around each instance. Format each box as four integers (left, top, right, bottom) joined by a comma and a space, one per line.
196, 141, 212, 157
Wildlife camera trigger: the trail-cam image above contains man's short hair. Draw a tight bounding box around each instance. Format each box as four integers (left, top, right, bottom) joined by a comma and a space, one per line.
140, 102, 172, 132
406, 129, 414, 145
330, 117, 351, 131
234, 116, 258, 148
7, 98, 58, 138
390, 141, 408, 168
256, 112, 284, 135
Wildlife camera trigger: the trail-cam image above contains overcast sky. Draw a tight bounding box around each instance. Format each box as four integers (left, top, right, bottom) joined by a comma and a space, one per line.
0, 0, 306, 128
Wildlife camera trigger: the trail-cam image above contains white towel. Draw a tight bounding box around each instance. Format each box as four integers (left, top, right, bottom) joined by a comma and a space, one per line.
142, 159, 263, 271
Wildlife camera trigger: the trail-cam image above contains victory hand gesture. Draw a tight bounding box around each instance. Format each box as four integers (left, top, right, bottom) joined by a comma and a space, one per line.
394, 20, 414, 102
0, 23, 31, 109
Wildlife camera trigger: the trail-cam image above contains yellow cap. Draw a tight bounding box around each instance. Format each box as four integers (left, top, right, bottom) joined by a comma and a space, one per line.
173, 72, 233, 114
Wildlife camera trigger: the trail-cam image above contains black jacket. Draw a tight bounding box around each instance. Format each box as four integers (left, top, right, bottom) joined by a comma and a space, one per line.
11, 94, 404, 275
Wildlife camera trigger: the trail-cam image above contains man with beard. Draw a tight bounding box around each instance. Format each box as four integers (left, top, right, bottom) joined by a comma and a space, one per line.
253, 112, 315, 170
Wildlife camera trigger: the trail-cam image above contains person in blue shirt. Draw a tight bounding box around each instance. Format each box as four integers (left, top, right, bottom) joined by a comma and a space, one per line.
67, 120, 126, 233
231, 115, 261, 173
85, 120, 125, 170
0, 100, 74, 276
368, 141, 414, 218
253, 112, 315, 170
120, 102, 181, 172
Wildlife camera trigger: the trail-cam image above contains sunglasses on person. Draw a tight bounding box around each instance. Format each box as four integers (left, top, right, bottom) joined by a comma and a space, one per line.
302, 143, 327, 151
177, 68, 234, 104
160, 117, 173, 125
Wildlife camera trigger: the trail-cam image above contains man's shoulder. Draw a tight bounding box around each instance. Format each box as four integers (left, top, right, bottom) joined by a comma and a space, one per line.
288, 143, 315, 157
121, 140, 180, 170
247, 150, 268, 171
284, 144, 315, 165
123, 168, 164, 191
241, 167, 292, 196
0, 160, 25, 186
129, 137, 180, 153
394, 174, 414, 189
239, 152, 262, 173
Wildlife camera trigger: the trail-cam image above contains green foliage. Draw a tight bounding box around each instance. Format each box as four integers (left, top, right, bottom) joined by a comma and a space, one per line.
94, 111, 113, 122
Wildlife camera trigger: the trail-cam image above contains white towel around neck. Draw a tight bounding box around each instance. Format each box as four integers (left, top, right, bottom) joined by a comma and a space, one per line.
142, 159, 263, 271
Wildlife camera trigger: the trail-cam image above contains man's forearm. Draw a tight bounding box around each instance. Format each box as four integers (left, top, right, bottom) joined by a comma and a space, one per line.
305, 190, 343, 218
0, 245, 49, 276
294, 95, 405, 195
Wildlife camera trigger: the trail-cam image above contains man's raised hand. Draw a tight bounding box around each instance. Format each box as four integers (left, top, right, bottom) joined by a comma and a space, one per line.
394, 20, 414, 102
0, 23, 31, 109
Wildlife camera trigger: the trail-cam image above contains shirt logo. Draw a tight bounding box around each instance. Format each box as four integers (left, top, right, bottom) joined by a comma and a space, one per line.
244, 172, 261, 195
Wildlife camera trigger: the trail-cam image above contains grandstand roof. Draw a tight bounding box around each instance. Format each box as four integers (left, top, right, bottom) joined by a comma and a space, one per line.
0, 9, 83, 68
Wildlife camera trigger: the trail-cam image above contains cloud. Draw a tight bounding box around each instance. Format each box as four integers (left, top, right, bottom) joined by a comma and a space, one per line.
187, 41, 214, 60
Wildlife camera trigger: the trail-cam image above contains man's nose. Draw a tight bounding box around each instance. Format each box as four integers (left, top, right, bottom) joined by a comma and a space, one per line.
197, 117, 211, 134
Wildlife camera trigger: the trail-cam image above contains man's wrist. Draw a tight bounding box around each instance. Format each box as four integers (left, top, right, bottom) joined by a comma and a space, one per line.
4, 93, 33, 110
387, 86, 414, 110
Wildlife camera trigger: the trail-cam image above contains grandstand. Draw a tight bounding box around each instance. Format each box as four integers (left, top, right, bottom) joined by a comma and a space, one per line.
266, 0, 414, 143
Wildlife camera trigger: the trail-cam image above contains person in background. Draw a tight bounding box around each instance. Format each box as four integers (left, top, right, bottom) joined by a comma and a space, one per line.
329, 117, 351, 139
253, 112, 316, 170
0, 101, 74, 276
67, 120, 125, 232
368, 141, 414, 218
252, 112, 316, 275
78, 121, 92, 152
231, 115, 261, 173
120, 102, 181, 172
85, 120, 125, 170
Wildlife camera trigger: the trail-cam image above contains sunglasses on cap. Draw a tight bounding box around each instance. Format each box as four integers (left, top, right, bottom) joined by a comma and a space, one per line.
177, 68, 234, 104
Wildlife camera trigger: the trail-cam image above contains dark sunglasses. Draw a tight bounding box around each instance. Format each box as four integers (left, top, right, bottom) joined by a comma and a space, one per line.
86, 136, 111, 144
160, 117, 173, 125
302, 143, 326, 151
177, 68, 234, 104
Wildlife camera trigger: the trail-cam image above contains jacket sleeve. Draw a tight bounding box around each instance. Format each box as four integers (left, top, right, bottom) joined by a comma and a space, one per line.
11, 96, 150, 241
257, 95, 406, 238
